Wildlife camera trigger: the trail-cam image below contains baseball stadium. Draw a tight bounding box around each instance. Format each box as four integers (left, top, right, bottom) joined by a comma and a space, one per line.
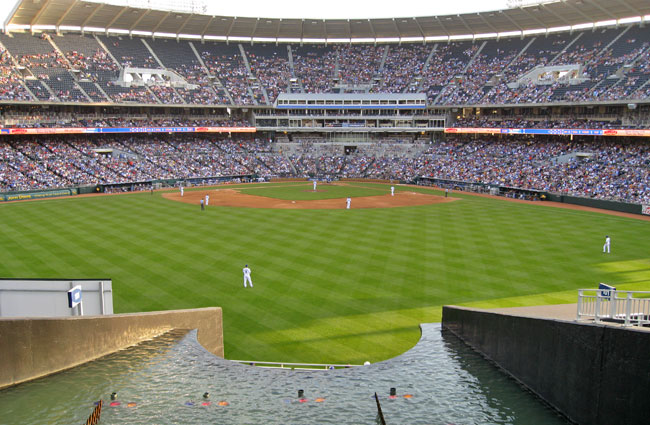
0, 0, 649, 423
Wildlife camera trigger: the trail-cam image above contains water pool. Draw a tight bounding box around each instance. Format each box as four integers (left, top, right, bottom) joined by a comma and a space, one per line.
0, 324, 568, 424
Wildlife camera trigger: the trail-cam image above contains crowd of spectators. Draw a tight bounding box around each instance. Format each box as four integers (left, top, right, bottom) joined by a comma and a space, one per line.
372, 44, 430, 94
200, 48, 252, 105
0, 28, 648, 105
1, 134, 648, 204
0, 47, 32, 101
0, 113, 251, 128
246, 47, 291, 103
413, 137, 649, 204
451, 116, 643, 129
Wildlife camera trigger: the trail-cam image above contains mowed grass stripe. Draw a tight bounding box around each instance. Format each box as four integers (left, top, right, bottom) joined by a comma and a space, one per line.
1, 183, 648, 363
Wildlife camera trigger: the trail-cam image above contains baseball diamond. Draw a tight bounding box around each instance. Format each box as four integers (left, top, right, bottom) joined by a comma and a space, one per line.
1, 181, 649, 365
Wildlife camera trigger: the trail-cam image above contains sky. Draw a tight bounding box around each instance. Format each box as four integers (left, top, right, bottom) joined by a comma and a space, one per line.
0, 0, 542, 25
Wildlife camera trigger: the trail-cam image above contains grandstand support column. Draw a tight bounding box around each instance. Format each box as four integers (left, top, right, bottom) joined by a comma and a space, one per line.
414, 44, 438, 92
73, 81, 94, 102
287, 45, 296, 76
360, 157, 375, 177
45, 34, 94, 102
215, 78, 235, 105
188, 41, 236, 105
334, 50, 342, 92
45, 34, 72, 68
189, 41, 210, 71
379, 45, 389, 73
635, 77, 650, 95
141, 39, 166, 68
93, 35, 122, 70
285, 153, 298, 175
0, 39, 38, 101
286, 45, 305, 94
18, 80, 38, 101
508, 37, 536, 68
247, 86, 259, 106
601, 25, 632, 54
239, 44, 271, 105
462, 41, 487, 73
238, 44, 253, 75
172, 86, 188, 104
91, 83, 112, 103
592, 42, 650, 96
38, 80, 60, 102
260, 87, 270, 105
550, 32, 583, 64
145, 85, 163, 104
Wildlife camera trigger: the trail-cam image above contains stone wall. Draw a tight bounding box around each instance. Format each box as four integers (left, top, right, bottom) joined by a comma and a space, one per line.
0, 307, 223, 389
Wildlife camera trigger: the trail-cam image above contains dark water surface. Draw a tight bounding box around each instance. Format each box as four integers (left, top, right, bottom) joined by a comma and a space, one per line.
0, 324, 568, 424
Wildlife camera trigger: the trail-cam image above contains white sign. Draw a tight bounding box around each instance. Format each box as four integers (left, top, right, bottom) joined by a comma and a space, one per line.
642, 204, 650, 216
68, 285, 82, 308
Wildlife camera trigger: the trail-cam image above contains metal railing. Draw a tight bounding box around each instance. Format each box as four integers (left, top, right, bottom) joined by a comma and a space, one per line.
229, 360, 363, 371
577, 289, 650, 326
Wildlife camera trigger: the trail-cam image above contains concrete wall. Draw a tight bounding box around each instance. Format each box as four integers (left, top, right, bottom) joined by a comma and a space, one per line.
0, 307, 223, 390
442, 306, 650, 425
0, 279, 113, 317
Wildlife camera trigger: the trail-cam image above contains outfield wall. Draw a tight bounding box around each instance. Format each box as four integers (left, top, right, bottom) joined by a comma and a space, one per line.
546, 193, 643, 215
442, 306, 650, 425
0, 307, 223, 390
0, 187, 78, 202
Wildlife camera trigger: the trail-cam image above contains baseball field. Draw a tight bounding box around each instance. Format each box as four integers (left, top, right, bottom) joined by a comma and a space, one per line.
1, 181, 648, 364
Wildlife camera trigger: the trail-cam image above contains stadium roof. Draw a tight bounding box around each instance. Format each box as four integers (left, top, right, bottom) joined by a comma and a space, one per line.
5, 0, 650, 41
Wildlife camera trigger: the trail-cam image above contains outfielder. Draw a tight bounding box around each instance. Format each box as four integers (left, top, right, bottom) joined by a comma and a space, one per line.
346, 197, 351, 209
313, 180, 317, 191
243, 265, 253, 288
603, 235, 610, 253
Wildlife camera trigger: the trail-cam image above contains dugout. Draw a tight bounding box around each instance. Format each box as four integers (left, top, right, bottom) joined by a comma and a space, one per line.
498, 186, 546, 201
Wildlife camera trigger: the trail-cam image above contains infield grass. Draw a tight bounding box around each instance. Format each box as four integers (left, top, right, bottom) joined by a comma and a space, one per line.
1, 181, 648, 364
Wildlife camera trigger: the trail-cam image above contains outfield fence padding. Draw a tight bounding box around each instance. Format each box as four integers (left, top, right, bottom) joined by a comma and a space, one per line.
1, 188, 77, 202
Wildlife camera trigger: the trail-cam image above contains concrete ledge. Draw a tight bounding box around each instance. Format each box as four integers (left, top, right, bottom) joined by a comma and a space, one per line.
442, 305, 650, 425
0, 307, 223, 390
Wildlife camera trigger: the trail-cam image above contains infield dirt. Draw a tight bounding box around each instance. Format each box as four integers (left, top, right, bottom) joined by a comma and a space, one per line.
163, 187, 456, 209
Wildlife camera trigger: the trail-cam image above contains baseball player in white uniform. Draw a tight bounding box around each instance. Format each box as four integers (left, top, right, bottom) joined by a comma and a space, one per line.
313, 180, 317, 191
180, 186, 184, 197
603, 236, 610, 253
205, 194, 209, 206
243, 265, 253, 288
391, 186, 394, 196
346, 197, 351, 209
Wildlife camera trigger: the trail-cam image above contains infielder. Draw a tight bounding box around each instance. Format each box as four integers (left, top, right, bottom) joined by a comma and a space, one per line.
205, 194, 209, 206
391, 186, 394, 196
346, 197, 351, 209
200, 199, 204, 211
243, 265, 253, 288
603, 235, 610, 253
313, 180, 317, 191
180, 186, 184, 197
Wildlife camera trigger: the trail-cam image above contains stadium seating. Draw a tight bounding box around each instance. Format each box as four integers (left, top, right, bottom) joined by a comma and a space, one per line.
1, 134, 648, 205
0, 24, 648, 105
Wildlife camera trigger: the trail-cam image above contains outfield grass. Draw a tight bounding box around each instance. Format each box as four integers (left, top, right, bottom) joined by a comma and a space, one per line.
1, 182, 648, 364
